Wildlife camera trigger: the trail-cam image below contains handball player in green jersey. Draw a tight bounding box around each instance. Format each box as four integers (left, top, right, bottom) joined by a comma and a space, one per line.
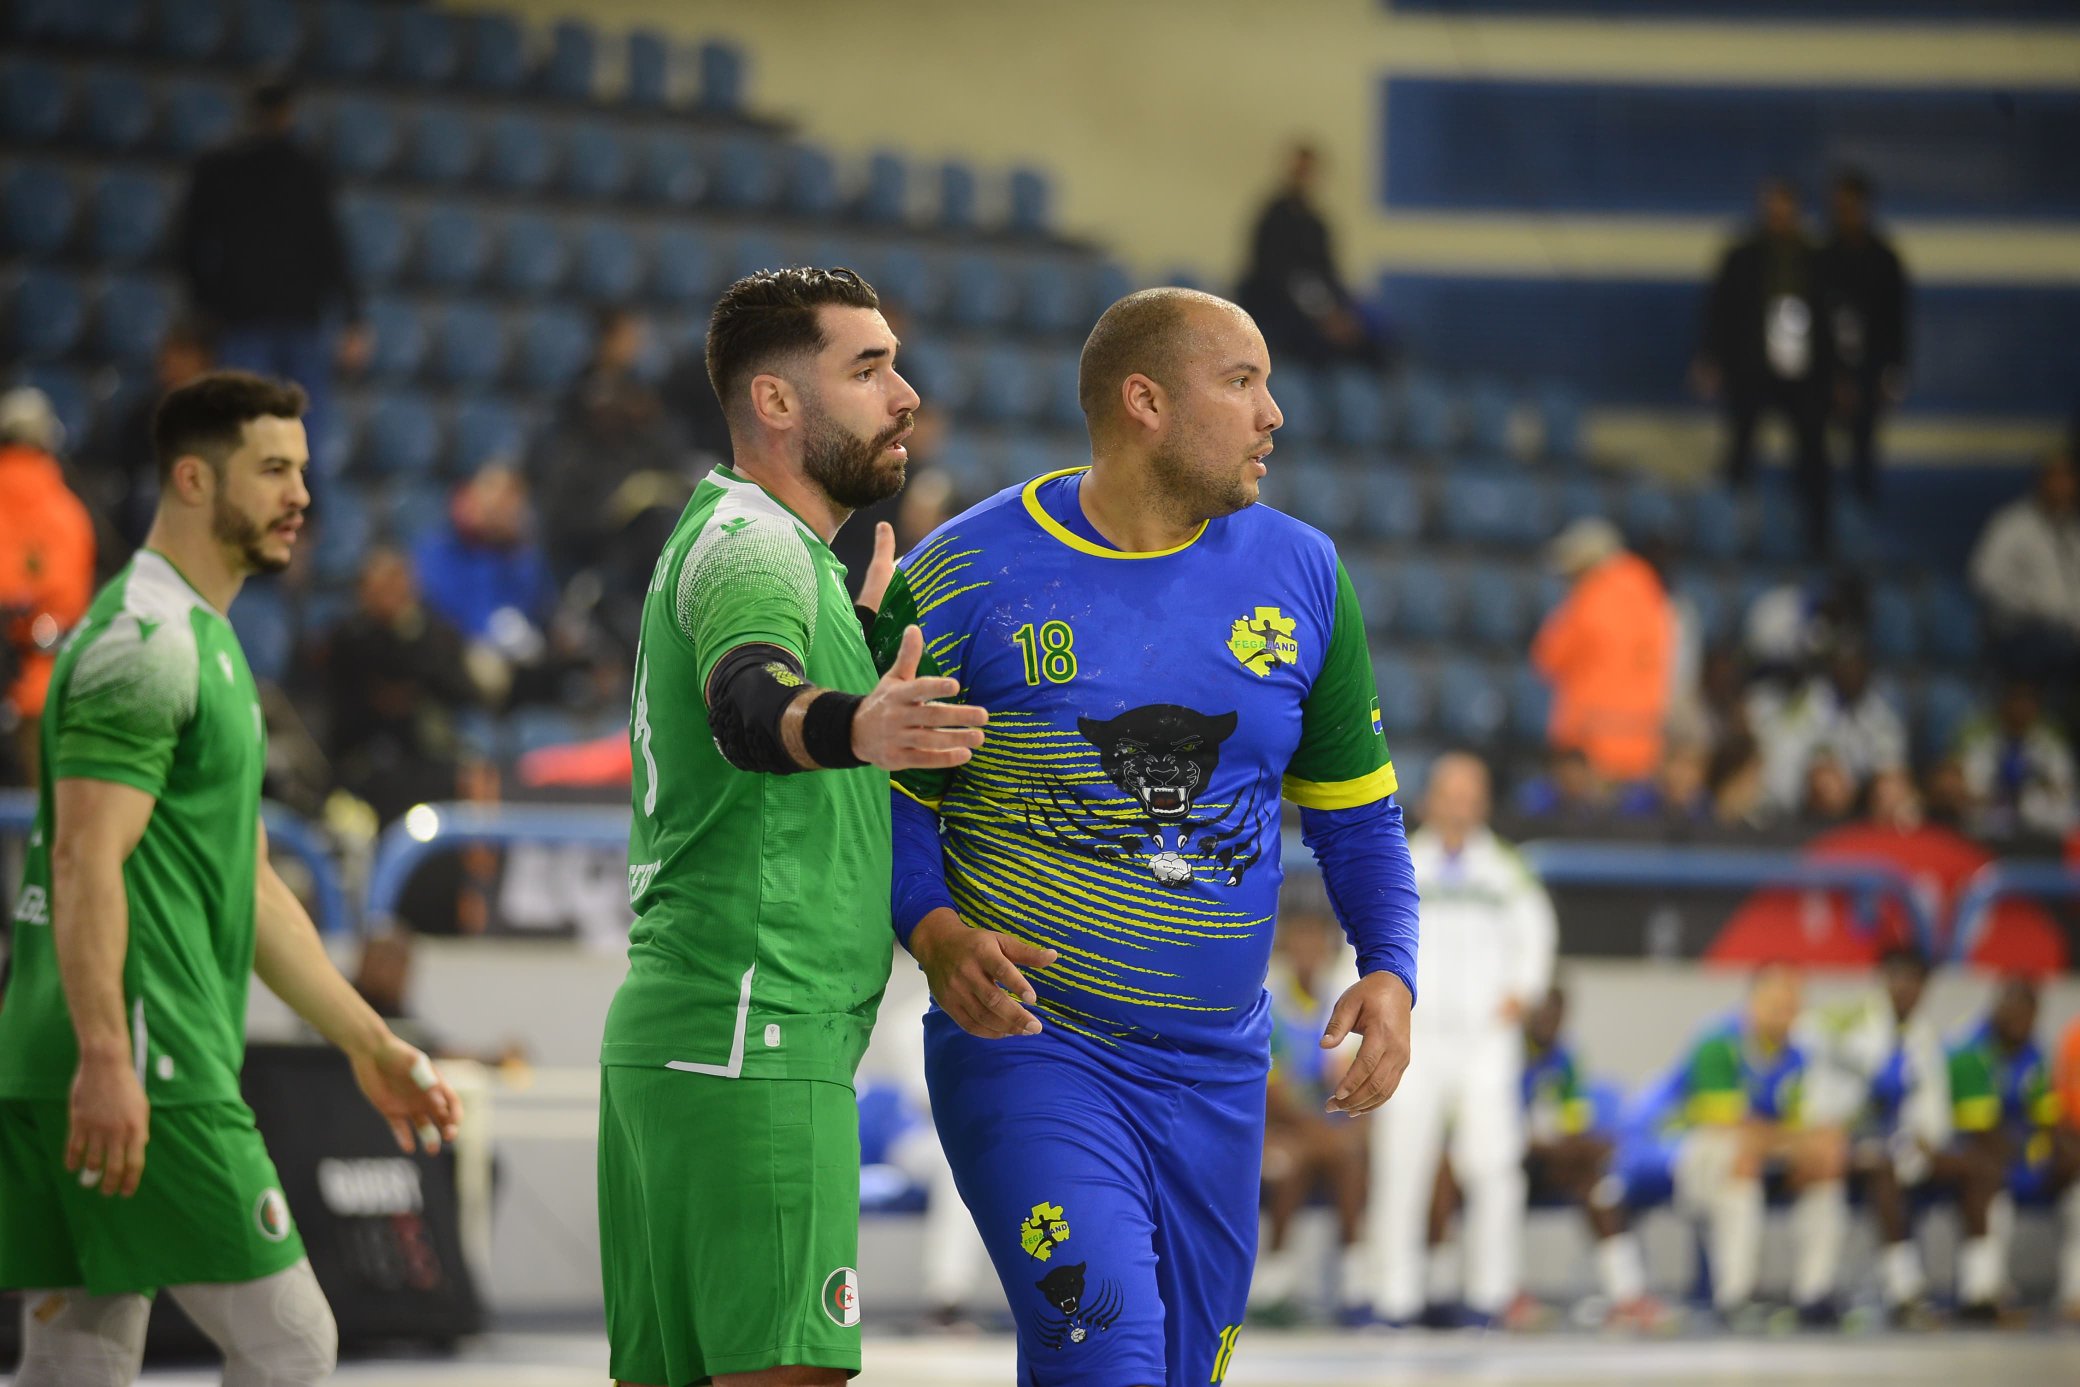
596, 268, 997, 1387
0, 373, 462, 1385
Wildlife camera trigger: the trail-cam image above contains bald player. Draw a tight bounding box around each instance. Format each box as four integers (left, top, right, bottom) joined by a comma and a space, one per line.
870, 288, 1420, 1385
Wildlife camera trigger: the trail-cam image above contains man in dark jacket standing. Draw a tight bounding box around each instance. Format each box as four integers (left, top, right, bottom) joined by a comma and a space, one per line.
1820, 169, 1911, 506
1694, 179, 1834, 557
175, 80, 367, 456
1236, 145, 1378, 367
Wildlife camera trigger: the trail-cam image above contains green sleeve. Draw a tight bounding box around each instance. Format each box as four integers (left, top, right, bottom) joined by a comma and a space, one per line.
1282, 559, 1395, 809
51, 616, 197, 798
1684, 1036, 1748, 1126
1948, 1046, 2000, 1132
673, 513, 817, 687
867, 565, 957, 807
1557, 1053, 1594, 1135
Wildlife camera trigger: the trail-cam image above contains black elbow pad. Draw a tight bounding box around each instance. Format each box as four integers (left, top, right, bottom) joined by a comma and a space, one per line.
706, 644, 810, 775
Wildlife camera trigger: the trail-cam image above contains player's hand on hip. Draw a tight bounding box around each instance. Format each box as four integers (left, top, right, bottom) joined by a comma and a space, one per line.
852, 624, 988, 772
1322, 971, 1413, 1116
351, 1034, 463, 1156
911, 908, 1059, 1040
66, 1051, 151, 1198
855, 521, 898, 616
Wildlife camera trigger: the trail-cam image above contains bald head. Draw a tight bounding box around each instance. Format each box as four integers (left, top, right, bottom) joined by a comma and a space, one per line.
1422, 753, 1492, 842
1077, 288, 1251, 435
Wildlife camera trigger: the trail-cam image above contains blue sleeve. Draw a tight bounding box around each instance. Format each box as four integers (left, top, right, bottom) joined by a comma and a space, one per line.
890, 787, 957, 952
1299, 796, 1420, 1006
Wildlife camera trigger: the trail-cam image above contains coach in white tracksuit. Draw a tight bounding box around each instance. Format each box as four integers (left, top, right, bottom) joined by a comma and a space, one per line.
1364, 753, 1557, 1322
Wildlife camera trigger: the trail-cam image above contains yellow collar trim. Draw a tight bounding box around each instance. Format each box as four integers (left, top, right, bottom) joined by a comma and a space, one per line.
1020, 467, 1208, 560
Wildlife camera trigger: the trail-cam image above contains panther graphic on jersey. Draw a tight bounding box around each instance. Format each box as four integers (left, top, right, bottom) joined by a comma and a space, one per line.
1033, 1261, 1126, 1350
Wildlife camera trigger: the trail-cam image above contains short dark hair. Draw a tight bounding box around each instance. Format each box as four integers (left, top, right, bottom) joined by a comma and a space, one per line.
152, 370, 307, 483
1075, 286, 1238, 431
704, 267, 880, 427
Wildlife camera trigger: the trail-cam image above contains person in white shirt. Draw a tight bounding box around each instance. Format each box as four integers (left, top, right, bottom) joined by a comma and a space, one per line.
1358, 753, 1557, 1325
1746, 641, 1907, 813
1970, 452, 2080, 680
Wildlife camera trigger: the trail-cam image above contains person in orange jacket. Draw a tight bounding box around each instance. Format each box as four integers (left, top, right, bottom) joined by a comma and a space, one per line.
1530, 518, 1673, 784
0, 388, 96, 785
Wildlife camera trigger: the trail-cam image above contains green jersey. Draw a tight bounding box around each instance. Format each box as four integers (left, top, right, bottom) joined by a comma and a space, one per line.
599, 466, 893, 1087
0, 551, 265, 1107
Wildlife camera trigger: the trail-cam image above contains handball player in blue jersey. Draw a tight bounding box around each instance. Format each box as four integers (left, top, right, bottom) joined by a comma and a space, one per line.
869, 289, 1420, 1385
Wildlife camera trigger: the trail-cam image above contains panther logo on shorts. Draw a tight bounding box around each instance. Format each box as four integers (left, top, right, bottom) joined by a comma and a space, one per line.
253, 1188, 292, 1243
821, 1267, 860, 1328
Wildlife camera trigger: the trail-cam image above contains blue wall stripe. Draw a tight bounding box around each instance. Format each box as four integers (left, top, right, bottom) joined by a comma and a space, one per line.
1374, 273, 2080, 415
1386, 0, 2080, 19
1382, 79, 2080, 219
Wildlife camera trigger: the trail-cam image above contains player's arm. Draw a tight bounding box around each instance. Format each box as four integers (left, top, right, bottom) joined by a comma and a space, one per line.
1284, 559, 1418, 1116
49, 776, 155, 1198
252, 819, 459, 1154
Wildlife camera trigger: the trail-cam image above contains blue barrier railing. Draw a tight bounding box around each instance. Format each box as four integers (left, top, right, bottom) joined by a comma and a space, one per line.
1949, 861, 2080, 964
0, 788, 352, 936
364, 801, 634, 924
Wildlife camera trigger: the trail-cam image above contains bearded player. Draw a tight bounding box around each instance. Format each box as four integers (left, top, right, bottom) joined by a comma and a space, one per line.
0, 373, 461, 1386
872, 288, 1420, 1385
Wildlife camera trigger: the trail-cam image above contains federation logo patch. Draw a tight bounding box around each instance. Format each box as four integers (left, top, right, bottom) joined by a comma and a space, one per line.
821, 1266, 861, 1327
1225, 606, 1299, 676
253, 1188, 292, 1243
1019, 1200, 1072, 1261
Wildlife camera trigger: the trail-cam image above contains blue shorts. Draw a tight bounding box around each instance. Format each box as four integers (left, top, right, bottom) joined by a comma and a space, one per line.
925, 1009, 1263, 1387
1615, 1132, 1680, 1209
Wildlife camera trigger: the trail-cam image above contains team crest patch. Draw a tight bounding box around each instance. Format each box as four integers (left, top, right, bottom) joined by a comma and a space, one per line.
253, 1188, 292, 1242
821, 1266, 861, 1327
1226, 606, 1299, 676
1019, 1200, 1071, 1261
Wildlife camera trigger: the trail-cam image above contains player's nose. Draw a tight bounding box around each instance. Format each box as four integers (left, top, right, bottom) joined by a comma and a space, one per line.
1260, 389, 1285, 433
891, 368, 922, 416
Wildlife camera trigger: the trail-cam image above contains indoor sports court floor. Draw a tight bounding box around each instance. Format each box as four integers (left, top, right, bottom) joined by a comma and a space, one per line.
117, 1328, 2080, 1385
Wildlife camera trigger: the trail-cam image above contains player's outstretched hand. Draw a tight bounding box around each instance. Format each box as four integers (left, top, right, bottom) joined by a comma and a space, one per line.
856, 521, 898, 616
351, 1034, 463, 1156
911, 907, 1059, 1040
1322, 971, 1413, 1116
66, 1051, 150, 1198
852, 624, 988, 772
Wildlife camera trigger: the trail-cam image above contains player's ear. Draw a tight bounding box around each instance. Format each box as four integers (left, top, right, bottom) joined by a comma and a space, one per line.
168, 451, 214, 506
1119, 373, 1163, 434
748, 372, 797, 433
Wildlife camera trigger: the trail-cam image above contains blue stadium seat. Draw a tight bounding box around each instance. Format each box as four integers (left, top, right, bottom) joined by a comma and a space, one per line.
1439, 470, 1551, 547
3, 166, 78, 258
1536, 382, 1585, 461
1463, 567, 1527, 649
1398, 373, 1452, 454
78, 71, 153, 152
1020, 262, 1082, 336
1278, 462, 1354, 538
9, 269, 86, 360
1008, 168, 1050, 237
1391, 561, 1459, 641
311, 484, 373, 583
1087, 263, 1134, 320
1836, 500, 1883, 567
542, 20, 599, 102
6, 0, 72, 41
965, 346, 1041, 426
786, 146, 840, 218
1688, 487, 1745, 560
1755, 486, 1804, 563
1037, 354, 1083, 432
452, 396, 525, 471
82, 0, 149, 49
1463, 378, 1514, 457
1328, 368, 1387, 449
697, 41, 746, 115
651, 229, 715, 306
895, 340, 965, 417
1372, 657, 1435, 739
309, 0, 386, 78
1621, 480, 1683, 546
326, 97, 399, 178
156, 0, 229, 61
512, 708, 581, 756
361, 393, 442, 475
465, 13, 527, 93
340, 197, 409, 289
227, 581, 294, 684
416, 207, 489, 291
484, 115, 557, 193
499, 214, 570, 297
1675, 573, 1731, 645
871, 246, 939, 318
1919, 582, 1979, 666
1344, 553, 1391, 627
638, 134, 704, 208
431, 304, 505, 388
90, 172, 170, 266
94, 277, 171, 365
1356, 466, 1425, 543
856, 152, 907, 225
163, 81, 234, 155
936, 162, 977, 232
0, 62, 66, 146
517, 309, 590, 392
365, 298, 428, 382
391, 8, 460, 86
573, 221, 643, 304
308, 402, 355, 482
1867, 583, 1920, 663
376, 478, 445, 548
564, 123, 631, 201
1437, 658, 1509, 744
1915, 675, 1976, 760
1510, 666, 1553, 746
725, 231, 785, 286
1272, 367, 1323, 446
945, 254, 1016, 331
713, 136, 783, 211
409, 108, 479, 185
234, 0, 302, 68
626, 30, 670, 109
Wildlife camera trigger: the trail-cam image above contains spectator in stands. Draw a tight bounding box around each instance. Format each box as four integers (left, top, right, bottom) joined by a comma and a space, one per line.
1969, 451, 2080, 685
1253, 897, 1368, 1323
85, 320, 214, 559
1531, 518, 1674, 784
1747, 640, 1906, 814
0, 388, 96, 788
1706, 731, 1771, 830
1799, 748, 1859, 826
1743, 571, 1868, 687
323, 547, 484, 827
1235, 144, 1379, 368
174, 80, 367, 448
1819, 168, 1911, 505
415, 464, 559, 707
1619, 739, 1711, 825
1954, 678, 2079, 840
1694, 178, 1835, 557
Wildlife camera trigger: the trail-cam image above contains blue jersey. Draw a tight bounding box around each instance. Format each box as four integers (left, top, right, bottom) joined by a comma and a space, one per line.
872, 468, 1395, 1077
1522, 1038, 1594, 1139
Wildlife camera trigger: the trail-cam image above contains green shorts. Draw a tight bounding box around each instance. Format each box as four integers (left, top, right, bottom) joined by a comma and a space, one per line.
598, 1066, 862, 1386
0, 1099, 307, 1297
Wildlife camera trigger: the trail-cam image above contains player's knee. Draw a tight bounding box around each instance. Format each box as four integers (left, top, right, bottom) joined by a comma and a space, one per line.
15, 1288, 151, 1387
203, 1262, 338, 1387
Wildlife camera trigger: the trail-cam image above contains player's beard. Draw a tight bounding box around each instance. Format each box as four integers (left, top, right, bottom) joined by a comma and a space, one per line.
212, 491, 294, 575
802, 409, 912, 512
1147, 429, 1256, 524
